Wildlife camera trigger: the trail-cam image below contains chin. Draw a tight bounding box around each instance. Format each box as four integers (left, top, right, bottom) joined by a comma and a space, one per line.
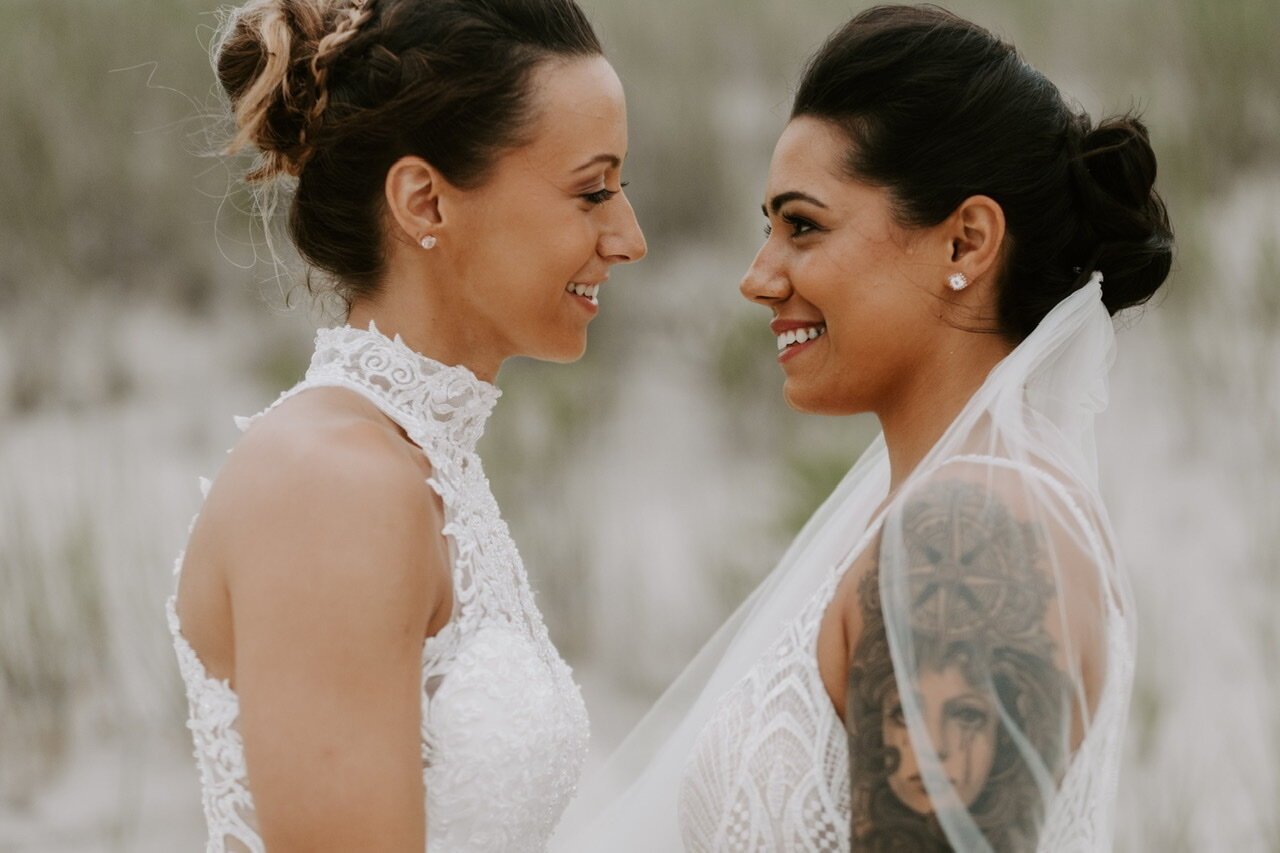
782, 379, 861, 416
532, 336, 588, 364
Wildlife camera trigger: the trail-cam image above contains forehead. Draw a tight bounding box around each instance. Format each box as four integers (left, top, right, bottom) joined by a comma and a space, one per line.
519, 55, 628, 167
767, 117, 851, 194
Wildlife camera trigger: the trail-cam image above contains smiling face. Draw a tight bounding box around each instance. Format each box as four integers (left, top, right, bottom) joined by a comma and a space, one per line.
882, 664, 999, 814
430, 55, 646, 368
741, 117, 953, 415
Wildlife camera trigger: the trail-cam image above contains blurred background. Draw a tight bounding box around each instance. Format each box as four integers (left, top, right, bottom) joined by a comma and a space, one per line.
1, 0, 1276, 849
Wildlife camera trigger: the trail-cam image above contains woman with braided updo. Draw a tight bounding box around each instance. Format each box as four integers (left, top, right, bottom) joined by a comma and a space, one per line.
167, 1, 644, 850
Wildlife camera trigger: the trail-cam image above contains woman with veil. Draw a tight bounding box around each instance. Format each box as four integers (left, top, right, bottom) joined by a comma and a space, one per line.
554, 5, 1171, 850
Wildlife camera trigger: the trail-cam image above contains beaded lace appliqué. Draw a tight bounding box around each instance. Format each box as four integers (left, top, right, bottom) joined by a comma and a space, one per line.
168, 324, 590, 852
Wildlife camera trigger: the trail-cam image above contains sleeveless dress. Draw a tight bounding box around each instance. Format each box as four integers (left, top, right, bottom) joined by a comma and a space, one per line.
167, 323, 590, 853
676, 456, 1134, 852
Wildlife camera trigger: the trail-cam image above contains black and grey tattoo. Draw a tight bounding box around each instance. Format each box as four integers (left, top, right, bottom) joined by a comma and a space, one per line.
847, 480, 1070, 853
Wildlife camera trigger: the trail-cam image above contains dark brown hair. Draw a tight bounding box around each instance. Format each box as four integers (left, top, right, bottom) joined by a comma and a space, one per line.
793, 4, 1173, 340
216, 0, 602, 301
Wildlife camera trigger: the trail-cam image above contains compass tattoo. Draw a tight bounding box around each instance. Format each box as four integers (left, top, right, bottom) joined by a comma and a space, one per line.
846, 479, 1070, 853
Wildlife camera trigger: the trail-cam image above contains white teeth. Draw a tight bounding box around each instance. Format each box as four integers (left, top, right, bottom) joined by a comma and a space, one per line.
567, 283, 600, 302
776, 325, 826, 351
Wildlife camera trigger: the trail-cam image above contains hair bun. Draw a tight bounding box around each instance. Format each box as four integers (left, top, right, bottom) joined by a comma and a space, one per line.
1072, 115, 1174, 314
216, 0, 369, 182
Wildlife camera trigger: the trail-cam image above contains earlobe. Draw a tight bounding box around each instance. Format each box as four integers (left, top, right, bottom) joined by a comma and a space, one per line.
385, 156, 443, 248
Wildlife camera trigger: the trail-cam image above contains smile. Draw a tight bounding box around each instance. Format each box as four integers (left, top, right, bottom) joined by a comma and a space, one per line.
566, 282, 600, 305
776, 324, 826, 352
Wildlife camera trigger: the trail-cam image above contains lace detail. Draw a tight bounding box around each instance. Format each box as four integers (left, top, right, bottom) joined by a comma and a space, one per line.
677, 457, 1135, 852
677, 530, 870, 853
168, 323, 589, 852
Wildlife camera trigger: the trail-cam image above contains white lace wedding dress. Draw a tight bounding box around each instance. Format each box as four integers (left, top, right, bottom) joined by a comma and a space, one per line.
167, 323, 590, 852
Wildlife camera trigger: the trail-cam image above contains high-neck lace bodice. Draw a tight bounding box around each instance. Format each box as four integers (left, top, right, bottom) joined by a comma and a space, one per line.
168, 323, 590, 852
300, 324, 500, 454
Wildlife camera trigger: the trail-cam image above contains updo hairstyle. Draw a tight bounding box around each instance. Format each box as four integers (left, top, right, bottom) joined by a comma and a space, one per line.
793, 4, 1174, 340
216, 0, 602, 301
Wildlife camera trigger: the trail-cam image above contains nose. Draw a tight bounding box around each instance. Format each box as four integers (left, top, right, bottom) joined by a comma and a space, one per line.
599, 193, 647, 264
930, 717, 956, 770
739, 241, 788, 306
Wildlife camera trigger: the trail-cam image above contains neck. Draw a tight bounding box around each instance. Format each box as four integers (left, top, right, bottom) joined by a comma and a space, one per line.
345, 255, 506, 384
878, 331, 1013, 493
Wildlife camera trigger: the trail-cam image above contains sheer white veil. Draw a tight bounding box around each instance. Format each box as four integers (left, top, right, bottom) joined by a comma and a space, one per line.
553, 273, 1134, 851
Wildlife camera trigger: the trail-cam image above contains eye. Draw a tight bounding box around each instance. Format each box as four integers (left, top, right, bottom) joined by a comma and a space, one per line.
783, 214, 818, 236
948, 703, 991, 730
581, 181, 629, 206
764, 213, 820, 239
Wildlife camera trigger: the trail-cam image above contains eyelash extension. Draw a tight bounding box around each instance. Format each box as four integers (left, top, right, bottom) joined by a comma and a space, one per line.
582, 181, 630, 205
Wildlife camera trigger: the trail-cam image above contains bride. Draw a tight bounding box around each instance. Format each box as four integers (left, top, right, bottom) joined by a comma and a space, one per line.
168, 0, 644, 850
555, 5, 1171, 851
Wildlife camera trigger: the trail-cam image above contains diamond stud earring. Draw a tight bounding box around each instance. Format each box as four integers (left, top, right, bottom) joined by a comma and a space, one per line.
419, 235, 437, 250
948, 272, 968, 291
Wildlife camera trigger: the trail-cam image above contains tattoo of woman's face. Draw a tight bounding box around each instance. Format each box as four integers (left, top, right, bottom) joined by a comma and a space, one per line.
848, 478, 1068, 850
881, 665, 999, 813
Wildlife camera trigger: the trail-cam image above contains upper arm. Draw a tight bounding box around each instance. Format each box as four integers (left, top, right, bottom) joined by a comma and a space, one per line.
222, 424, 444, 851
845, 459, 1111, 847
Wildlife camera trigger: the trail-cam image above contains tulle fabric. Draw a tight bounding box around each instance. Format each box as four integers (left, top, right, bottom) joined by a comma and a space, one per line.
552, 274, 1134, 851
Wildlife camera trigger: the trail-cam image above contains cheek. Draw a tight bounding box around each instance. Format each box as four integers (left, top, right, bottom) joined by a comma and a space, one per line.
497, 227, 590, 309
882, 721, 916, 769
530, 203, 594, 253
486, 196, 593, 266
563, 226, 600, 272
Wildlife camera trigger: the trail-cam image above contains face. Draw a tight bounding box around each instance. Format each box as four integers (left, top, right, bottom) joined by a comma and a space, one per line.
882, 665, 998, 814
436, 55, 646, 367
741, 117, 949, 415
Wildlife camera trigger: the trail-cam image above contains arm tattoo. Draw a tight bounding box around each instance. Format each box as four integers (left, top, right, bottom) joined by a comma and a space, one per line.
846, 480, 1070, 853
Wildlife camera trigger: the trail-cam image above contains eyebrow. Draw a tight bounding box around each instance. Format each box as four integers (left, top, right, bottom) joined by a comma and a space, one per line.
573, 153, 622, 172
763, 190, 829, 216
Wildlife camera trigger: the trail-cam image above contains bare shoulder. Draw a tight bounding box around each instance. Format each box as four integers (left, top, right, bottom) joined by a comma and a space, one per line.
206, 387, 449, 640
845, 458, 1115, 847
865, 454, 1111, 723
911, 455, 1113, 629
921, 454, 1108, 547
829, 456, 1112, 711
206, 389, 442, 847
226, 390, 432, 532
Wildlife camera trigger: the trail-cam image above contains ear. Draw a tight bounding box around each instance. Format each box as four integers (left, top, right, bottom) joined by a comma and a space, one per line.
384, 155, 444, 248
946, 194, 1006, 286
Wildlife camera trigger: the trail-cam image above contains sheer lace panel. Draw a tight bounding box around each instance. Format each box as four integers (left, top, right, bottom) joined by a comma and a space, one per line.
677, 530, 865, 853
